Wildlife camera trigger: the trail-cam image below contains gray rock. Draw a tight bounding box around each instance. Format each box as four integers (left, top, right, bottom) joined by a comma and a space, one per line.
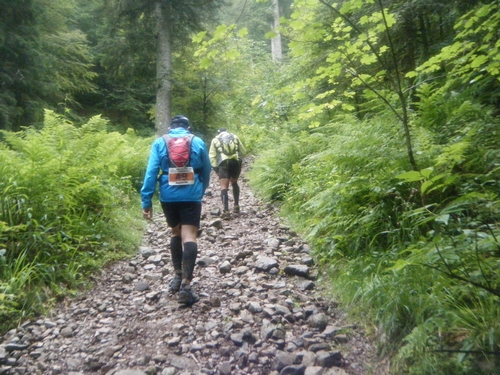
280, 365, 306, 375
218, 361, 231, 375
307, 313, 328, 331
301, 351, 317, 367
315, 351, 343, 368
246, 301, 263, 313
5, 343, 29, 351
308, 343, 331, 353
274, 304, 291, 316
273, 351, 295, 371
301, 256, 314, 266
160, 368, 177, 375
197, 255, 217, 266
134, 280, 150, 291
210, 219, 223, 228
219, 260, 232, 274
272, 328, 286, 340
295, 279, 315, 291
230, 332, 244, 346
0, 345, 7, 360
60, 327, 73, 337
323, 368, 350, 375
122, 272, 135, 284
304, 366, 323, 375
333, 334, 349, 344
167, 353, 199, 371
283, 265, 310, 278
255, 256, 279, 271
43, 320, 57, 328
139, 246, 154, 258
264, 238, 281, 250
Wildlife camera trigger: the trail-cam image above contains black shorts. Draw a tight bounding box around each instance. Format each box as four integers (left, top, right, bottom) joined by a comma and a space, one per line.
161, 201, 202, 228
219, 159, 242, 179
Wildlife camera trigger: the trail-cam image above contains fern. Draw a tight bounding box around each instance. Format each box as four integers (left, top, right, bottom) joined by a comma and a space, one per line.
0, 111, 150, 330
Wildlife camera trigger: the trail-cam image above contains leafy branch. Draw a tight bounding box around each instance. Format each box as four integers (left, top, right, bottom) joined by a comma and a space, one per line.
318, 0, 417, 170
429, 243, 500, 298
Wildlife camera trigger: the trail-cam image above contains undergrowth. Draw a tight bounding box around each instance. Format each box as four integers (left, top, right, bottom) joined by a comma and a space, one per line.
0, 110, 151, 332
248, 105, 500, 374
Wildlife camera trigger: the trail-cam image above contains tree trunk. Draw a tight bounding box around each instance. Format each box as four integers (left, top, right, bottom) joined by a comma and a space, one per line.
419, 12, 430, 60
155, 1, 172, 136
270, 0, 282, 62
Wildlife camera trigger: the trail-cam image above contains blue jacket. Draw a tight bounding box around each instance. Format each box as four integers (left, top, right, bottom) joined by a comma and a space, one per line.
141, 128, 211, 208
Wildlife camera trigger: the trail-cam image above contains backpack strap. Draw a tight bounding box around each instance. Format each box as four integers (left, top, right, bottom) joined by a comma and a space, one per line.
162, 134, 171, 164
215, 136, 223, 154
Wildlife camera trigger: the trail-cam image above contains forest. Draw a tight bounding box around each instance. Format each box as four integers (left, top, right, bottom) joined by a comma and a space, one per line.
1, 0, 499, 373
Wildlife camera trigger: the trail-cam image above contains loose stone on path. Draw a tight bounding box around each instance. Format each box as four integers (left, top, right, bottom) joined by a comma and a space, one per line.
0, 168, 376, 375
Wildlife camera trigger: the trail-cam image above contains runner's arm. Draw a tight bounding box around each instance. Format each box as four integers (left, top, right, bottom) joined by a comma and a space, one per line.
200, 142, 212, 192
237, 135, 247, 158
140, 139, 162, 209
208, 139, 219, 167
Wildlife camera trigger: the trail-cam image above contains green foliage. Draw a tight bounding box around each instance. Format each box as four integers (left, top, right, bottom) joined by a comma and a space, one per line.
0, 0, 97, 131
72, 0, 157, 131
282, 0, 403, 118
249, 101, 500, 373
239, 0, 500, 373
282, 115, 414, 258
412, 3, 500, 90
191, 21, 277, 137
0, 110, 150, 331
248, 130, 326, 201
218, 0, 293, 47
406, 1, 500, 120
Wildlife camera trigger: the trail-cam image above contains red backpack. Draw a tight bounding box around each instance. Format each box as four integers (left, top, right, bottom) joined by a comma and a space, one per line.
162, 134, 194, 168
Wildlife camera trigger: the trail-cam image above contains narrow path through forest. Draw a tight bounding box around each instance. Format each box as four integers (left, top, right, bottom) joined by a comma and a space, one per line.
0, 162, 382, 375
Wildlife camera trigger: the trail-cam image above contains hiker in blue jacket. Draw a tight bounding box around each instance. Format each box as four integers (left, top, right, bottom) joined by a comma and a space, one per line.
141, 115, 211, 305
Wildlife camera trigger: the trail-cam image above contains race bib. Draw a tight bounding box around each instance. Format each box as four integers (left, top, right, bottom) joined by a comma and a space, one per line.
168, 167, 195, 185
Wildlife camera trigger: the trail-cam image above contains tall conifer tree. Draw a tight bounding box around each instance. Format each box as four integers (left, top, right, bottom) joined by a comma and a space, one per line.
113, 0, 224, 135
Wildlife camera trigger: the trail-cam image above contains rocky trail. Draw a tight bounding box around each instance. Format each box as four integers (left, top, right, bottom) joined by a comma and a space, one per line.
0, 165, 380, 375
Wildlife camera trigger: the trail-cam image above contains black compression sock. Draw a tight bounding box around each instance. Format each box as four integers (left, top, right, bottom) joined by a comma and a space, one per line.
182, 242, 198, 282
170, 236, 183, 272
221, 189, 229, 211
232, 182, 240, 206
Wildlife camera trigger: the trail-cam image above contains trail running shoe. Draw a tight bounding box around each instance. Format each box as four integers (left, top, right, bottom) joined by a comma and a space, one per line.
233, 205, 240, 214
178, 287, 200, 306
221, 210, 231, 220
169, 274, 182, 293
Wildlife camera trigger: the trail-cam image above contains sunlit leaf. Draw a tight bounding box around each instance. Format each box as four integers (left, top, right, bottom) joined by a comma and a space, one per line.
192, 31, 206, 43
265, 31, 278, 39
237, 28, 248, 38
435, 214, 450, 225
470, 55, 488, 68
396, 171, 424, 182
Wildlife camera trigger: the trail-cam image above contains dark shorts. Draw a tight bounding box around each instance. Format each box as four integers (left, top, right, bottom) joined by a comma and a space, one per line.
219, 159, 242, 180
161, 201, 202, 228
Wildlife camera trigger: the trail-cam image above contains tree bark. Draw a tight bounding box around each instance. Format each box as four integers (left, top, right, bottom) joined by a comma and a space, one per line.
270, 0, 282, 62
155, 1, 172, 136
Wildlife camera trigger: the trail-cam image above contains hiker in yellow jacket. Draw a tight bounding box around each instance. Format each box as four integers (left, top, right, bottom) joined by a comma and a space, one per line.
209, 128, 246, 218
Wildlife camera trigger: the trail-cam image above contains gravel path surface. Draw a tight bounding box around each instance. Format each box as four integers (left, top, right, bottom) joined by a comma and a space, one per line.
0, 163, 383, 375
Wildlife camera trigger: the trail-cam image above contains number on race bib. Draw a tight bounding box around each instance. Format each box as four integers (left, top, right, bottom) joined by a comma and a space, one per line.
168, 167, 195, 185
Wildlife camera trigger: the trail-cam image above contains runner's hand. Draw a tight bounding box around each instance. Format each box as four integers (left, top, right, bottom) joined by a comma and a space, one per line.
142, 207, 153, 221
